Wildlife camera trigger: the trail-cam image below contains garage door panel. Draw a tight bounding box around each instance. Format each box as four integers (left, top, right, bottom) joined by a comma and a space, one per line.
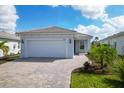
27, 40, 66, 58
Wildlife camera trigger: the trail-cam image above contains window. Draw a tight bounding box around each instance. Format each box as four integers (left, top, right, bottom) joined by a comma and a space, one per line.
122, 46, 124, 54
108, 40, 110, 45
69, 39, 72, 44
18, 42, 20, 49
80, 41, 85, 49
13, 44, 16, 49
114, 42, 117, 48
80, 45, 84, 49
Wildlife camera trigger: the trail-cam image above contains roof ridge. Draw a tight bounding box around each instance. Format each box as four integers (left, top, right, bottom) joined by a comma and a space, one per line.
100, 31, 124, 41
17, 26, 76, 33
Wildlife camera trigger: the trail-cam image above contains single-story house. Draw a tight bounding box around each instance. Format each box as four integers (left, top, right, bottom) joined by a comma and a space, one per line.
100, 31, 124, 55
17, 26, 92, 58
0, 31, 20, 57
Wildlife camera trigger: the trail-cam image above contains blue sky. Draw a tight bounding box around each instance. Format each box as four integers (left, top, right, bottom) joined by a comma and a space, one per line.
0, 5, 124, 39
16, 5, 93, 31
16, 5, 124, 31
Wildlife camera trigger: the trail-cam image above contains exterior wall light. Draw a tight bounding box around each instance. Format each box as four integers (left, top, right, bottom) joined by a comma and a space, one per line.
21, 39, 24, 44
69, 39, 72, 44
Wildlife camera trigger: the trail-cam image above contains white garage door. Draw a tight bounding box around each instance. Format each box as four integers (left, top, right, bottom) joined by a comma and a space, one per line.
27, 40, 66, 58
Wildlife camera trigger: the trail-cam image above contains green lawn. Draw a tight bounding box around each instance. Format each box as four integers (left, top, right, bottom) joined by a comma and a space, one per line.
71, 72, 122, 88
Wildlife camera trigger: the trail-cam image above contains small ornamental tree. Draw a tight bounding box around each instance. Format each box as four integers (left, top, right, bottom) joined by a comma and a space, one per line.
0, 41, 9, 56
90, 44, 117, 68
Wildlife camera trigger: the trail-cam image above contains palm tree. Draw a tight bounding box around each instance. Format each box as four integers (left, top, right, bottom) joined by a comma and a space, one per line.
0, 41, 9, 56
92, 37, 99, 45
95, 37, 99, 42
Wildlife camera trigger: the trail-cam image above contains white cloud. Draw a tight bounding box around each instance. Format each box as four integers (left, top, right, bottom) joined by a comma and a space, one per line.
51, 5, 124, 39
101, 23, 116, 36
51, 5, 59, 8
51, 5, 68, 8
74, 24, 100, 34
74, 14, 124, 40
106, 15, 124, 31
0, 5, 19, 33
71, 5, 108, 20
51, 5, 108, 20
74, 23, 117, 40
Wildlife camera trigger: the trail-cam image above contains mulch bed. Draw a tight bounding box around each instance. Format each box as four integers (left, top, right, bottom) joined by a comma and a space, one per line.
0, 54, 20, 65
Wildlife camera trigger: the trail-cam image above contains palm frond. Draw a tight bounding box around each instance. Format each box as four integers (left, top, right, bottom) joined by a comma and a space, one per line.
0, 41, 9, 56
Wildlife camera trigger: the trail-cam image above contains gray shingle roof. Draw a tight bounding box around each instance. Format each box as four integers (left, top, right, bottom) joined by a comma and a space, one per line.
16, 26, 92, 37
0, 31, 20, 41
17, 26, 76, 33
100, 31, 124, 41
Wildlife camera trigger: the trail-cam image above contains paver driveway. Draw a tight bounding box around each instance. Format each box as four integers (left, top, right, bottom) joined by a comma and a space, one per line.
0, 55, 88, 88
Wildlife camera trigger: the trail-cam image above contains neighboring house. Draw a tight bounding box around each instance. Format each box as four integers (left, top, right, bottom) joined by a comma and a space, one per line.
0, 31, 20, 57
100, 31, 124, 55
17, 26, 92, 58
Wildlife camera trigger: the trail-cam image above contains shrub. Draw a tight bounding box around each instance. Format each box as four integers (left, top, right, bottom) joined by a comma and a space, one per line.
89, 44, 117, 68
113, 57, 124, 83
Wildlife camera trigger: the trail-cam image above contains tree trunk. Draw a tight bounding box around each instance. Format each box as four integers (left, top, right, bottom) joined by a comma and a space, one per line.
100, 57, 104, 69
